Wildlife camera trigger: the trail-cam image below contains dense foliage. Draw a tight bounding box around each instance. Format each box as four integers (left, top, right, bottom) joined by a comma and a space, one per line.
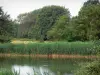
0, 7, 12, 43
0, 7, 18, 43
0, 0, 100, 42
75, 61, 100, 75
15, 0, 100, 41
37, 6, 70, 40
47, 15, 70, 40
17, 9, 41, 39
68, 0, 100, 41
17, 6, 70, 41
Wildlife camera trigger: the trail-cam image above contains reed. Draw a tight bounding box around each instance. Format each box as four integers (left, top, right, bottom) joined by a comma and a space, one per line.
0, 41, 98, 55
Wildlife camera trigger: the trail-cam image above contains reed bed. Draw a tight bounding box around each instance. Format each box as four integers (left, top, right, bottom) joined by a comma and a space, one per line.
0, 41, 98, 55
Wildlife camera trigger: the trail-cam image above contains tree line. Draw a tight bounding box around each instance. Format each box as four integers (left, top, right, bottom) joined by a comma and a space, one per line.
0, 0, 100, 42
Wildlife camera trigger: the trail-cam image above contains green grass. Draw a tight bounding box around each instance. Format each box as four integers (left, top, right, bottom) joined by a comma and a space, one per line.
0, 69, 19, 75
0, 41, 98, 55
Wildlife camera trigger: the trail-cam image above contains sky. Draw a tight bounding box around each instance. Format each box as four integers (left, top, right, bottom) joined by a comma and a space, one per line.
0, 0, 87, 19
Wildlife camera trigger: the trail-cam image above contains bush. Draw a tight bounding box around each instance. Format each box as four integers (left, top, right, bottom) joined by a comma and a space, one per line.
75, 61, 100, 75
0, 35, 11, 43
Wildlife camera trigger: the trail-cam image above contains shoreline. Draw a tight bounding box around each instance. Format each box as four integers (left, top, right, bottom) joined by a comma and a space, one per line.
0, 53, 99, 59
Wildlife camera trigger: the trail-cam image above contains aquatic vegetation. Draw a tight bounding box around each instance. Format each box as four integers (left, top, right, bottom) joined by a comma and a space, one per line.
0, 41, 98, 55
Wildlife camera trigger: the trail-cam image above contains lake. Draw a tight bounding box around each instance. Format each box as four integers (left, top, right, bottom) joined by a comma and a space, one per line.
0, 57, 94, 75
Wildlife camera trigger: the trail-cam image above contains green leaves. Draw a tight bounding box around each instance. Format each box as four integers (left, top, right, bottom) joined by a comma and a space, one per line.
84, 0, 100, 6
0, 7, 13, 43
17, 9, 41, 39
37, 5, 70, 40
47, 15, 70, 40
15, 0, 100, 41
69, 1, 100, 41
78, 4, 100, 40
75, 61, 100, 75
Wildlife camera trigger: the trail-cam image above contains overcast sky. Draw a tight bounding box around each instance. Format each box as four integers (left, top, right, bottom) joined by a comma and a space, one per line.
0, 0, 87, 19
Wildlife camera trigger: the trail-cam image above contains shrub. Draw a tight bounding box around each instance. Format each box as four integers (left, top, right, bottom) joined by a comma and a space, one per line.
75, 61, 100, 75
0, 35, 11, 43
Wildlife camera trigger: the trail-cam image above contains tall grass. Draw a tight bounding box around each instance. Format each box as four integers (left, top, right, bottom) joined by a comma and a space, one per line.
0, 69, 19, 75
0, 41, 98, 55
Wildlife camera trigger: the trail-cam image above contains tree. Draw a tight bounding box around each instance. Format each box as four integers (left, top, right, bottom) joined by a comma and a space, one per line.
78, 4, 100, 40
37, 5, 70, 41
84, 0, 100, 6
17, 9, 41, 38
70, 0, 100, 41
17, 13, 29, 38
67, 16, 83, 41
16, 6, 70, 41
0, 7, 13, 43
11, 20, 19, 38
47, 15, 70, 40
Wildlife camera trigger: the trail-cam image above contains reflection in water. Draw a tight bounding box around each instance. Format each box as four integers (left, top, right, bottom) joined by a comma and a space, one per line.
0, 57, 93, 75
12, 65, 34, 75
12, 65, 54, 75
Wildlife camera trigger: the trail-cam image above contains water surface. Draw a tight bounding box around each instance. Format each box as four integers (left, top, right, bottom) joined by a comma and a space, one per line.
0, 57, 93, 75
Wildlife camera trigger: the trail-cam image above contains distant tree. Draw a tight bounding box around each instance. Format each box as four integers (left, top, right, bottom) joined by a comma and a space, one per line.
17, 9, 41, 38
17, 13, 29, 37
47, 15, 70, 41
11, 20, 19, 38
16, 3, 100, 41
37, 5, 70, 41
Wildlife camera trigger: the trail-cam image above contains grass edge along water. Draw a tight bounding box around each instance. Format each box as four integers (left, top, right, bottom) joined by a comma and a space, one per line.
0, 41, 98, 55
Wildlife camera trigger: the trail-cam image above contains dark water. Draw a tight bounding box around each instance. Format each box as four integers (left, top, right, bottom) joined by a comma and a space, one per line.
0, 57, 93, 75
